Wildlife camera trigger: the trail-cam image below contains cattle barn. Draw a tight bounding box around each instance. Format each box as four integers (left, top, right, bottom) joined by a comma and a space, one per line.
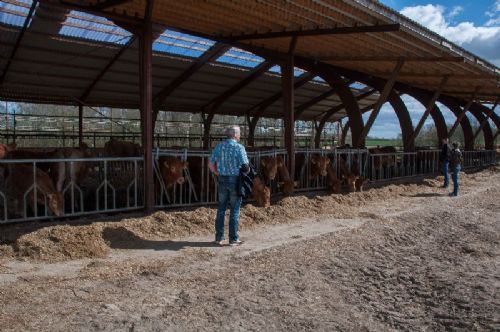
0, 0, 498, 223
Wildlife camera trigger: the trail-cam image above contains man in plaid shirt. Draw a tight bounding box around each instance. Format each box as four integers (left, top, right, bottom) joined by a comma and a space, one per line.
209, 126, 249, 246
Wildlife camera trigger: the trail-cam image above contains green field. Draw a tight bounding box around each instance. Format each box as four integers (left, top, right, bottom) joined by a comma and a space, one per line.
365, 138, 402, 147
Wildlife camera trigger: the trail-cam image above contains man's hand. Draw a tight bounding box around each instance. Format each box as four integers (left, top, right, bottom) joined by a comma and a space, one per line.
208, 161, 218, 176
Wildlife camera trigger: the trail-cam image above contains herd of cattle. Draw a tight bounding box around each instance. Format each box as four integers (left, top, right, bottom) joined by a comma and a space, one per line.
0, 139, 454, 222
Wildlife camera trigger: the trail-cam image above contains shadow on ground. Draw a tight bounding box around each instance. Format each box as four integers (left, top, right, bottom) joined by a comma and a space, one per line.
409, 193, 446, 198
102, 226, 216, 251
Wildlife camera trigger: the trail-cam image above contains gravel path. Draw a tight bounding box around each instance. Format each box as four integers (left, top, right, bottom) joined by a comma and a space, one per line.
0, 168, 499, 331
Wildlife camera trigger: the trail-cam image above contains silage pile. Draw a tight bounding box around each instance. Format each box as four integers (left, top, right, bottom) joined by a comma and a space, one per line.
0, 168, 495, 263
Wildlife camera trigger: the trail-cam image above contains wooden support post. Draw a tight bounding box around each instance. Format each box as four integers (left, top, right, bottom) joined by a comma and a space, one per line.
355, 58, 405, 147
409, 76, 448, 145
282, 53, 295, 177
473, 98, 499, 142
246, 115, 258, 147
448, 87, 480, 138
341, 121, 350, 146
201, 112, 214, 150
78, 103, 83, 146
314, 121, 325, 149
139, 13, 154, 212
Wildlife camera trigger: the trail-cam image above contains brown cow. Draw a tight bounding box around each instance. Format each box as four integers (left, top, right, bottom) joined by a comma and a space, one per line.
276, 156, 295, 196
260, 156, 279, 182
52, 143, 95, 192
252, 177, 270, 208
158, 156, 188, 189
105, 138, 142, 157
337, 156, 357, 192
0, 143, 16, 159
326, 165, 341, 194
310, 154, 331, 178
5, 165, 64, 217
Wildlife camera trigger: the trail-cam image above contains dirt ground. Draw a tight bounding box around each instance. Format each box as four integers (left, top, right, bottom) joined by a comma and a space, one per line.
0, 167, 499, 331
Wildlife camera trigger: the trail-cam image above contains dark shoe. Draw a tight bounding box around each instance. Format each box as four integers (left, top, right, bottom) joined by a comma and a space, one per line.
448, 193, 457, 197
229, 240, 244, 247
213, 240, 224, 246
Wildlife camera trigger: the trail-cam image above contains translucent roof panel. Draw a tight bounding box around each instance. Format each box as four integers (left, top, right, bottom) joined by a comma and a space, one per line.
0, 0, 34, 28
59, 11, 132, 45
216, 47, 264, 68
154, 30, 215, 58
350, 82, 369, 90
268, 66, 306, 77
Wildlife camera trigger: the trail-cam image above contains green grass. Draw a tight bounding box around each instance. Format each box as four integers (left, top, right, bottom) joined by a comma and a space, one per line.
365, 138, 402, 147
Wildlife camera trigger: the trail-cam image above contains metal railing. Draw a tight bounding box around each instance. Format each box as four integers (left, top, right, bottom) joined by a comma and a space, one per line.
0, 157, 143, 224
0, 149, 497, 224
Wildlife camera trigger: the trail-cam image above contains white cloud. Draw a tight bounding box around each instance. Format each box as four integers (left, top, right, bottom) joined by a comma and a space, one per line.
485, 0, 500, 26
400, 4, 500, 65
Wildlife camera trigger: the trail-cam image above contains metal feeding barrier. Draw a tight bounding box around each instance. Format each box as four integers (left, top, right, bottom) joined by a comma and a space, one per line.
0, 157, 143, 224
0, 149, 497, 224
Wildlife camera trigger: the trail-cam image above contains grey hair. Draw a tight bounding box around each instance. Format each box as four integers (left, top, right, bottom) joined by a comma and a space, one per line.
226, 126, 241, 138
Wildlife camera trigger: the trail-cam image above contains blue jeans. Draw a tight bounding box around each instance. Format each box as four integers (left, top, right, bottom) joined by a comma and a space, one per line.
442, 161, 449, 187
215, 176, 242, 242
451, 165, 461, 196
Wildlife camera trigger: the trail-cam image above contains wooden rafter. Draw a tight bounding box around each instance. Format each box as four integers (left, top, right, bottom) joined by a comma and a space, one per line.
408, 75, 449, 143
320, 55, 464, 62
0, 0, 38, 85
294, 88, 337, 118
205, 61, 273, 115
153, 42, 230, 108
473, 97, 499, 141
319, 89, 377, 124
245, 71, 315, 118
448, 87, 480, 137
91, 0, 132, 10
356, 58, 405, 146
223, 24, 400, 41
80, 36, 137, 101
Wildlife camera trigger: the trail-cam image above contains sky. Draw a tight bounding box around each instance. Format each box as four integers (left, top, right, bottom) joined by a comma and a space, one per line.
366, 0, 499, 138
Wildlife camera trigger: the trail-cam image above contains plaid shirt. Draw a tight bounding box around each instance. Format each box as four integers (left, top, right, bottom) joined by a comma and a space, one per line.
210, 139, 249, 176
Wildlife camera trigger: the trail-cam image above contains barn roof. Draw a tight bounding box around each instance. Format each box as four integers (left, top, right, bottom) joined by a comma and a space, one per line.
0, 0, 498, 124
0, 0, 381, 122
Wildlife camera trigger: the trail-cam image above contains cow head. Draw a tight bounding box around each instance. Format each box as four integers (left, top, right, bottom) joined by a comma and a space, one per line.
260, 156, 278, 181
47, 192, 64, 216
252, 177, 270, 208
345, 174, 357, 192
278, 180, 296, 196
0, 142, 16, 159
310, 155, 330, 177
161, 157, 188, 187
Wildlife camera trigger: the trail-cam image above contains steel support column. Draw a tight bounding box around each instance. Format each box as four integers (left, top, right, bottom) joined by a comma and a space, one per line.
409, 76, 448, 145
448, 88, 479, 138
282, 41, 295, 177
355, 58, 405, 147
139, 8, 154, 212
201, 112, 214, 150
472, 98, 498, 142
78, 103, 83, 146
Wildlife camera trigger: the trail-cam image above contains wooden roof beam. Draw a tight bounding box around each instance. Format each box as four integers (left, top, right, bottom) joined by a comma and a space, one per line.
356, 58, 406, 147
321, 55, 464, 62
153, 42, 230, 109
473, 97, 499, 141
0, 0, 38, 85
245, 71, 315, 118
294, 88, 338, 119
408, 75, 449, 143
91, 0, 133, 10
448, 87, 480, 137
319, 89, 377, 124
205, 61, 274, 115
80, 36, 137, 101
223, 24, 400, 41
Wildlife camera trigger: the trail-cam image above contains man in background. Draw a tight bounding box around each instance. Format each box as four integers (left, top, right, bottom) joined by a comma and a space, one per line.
440, 137, 450, 188
449, 142, 462, 197
208, 126, 249, 246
